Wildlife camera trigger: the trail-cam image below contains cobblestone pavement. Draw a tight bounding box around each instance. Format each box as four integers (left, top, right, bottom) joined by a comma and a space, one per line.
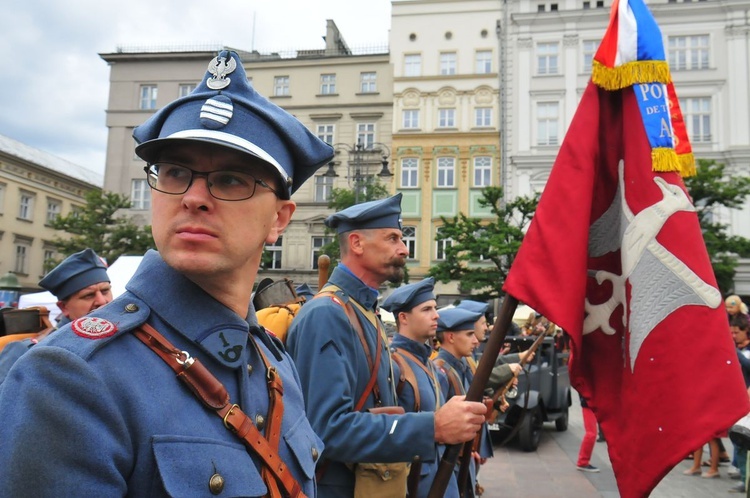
478, 395, 740, 498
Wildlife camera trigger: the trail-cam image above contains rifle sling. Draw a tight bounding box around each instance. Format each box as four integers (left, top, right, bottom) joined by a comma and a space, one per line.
133, 323, 304, 498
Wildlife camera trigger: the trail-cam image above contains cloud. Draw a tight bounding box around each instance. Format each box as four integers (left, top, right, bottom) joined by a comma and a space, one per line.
0, 0, 391, 176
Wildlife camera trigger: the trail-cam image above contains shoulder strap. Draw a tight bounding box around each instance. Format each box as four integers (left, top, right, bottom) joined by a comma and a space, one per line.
314, 289, 382, 410
133, 324, 305, 498
391, 351, 421, 412
434, 358, 464, 397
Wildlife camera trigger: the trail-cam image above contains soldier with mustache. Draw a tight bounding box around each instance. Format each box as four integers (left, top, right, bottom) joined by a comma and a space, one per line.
287, 195, 487, 498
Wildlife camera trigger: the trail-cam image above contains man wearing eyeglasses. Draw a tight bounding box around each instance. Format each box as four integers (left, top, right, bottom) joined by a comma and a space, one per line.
0, 51, 332, 497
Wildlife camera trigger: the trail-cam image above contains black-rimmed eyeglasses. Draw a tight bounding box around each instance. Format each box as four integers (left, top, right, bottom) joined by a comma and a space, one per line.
144, 163, 282, 201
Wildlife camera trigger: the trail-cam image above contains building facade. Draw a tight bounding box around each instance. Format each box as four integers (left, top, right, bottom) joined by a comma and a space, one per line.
0, 134, 102, 292
99, 0, 750, 293
505, 0, 750, 292
389, 0, 504, 300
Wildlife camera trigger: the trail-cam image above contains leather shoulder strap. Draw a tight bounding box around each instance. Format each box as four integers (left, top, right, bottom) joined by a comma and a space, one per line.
133, 324, 305, 498
392, 351, 421, 412
313, 288, 381, 410
434, 358, 464, 397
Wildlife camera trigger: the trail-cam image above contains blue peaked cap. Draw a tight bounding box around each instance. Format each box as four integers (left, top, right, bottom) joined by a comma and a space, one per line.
457, 299, 488, 314
381, 278, 436, 314
437, 307, 483, 333
325, 194, 403, 234
39, 248, 109, 301
133, 50, 334, 199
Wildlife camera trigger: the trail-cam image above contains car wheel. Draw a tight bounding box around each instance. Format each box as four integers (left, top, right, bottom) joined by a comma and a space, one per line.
555, 404, 569, 432
518, 406, 542, 452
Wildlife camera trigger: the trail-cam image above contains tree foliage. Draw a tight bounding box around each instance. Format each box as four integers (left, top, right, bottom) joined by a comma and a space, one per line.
429, 186, 539, 300
48, 189, 155, 269
684, 159, 750, 294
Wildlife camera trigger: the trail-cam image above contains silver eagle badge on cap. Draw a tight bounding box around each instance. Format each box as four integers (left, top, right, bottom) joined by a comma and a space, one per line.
206, 55, 237, 90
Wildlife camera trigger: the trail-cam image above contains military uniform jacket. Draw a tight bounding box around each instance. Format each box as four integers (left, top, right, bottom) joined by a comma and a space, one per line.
286, 266, 434, 498
0, 322, 63, 383
0, 250, 323, 497
0, 339, 33, 382
391, 334, 459, 498
486, 352, 522, 395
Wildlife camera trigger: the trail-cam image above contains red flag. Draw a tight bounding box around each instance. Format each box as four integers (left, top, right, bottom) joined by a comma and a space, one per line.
503, 70, 749, 498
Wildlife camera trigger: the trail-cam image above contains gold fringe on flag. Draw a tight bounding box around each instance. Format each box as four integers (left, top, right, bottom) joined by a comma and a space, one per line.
677, 152, 696, 177
651, 148, 681, 173
592, 60, 671, 90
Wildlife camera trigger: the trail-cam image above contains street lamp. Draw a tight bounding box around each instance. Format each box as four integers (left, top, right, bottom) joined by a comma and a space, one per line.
323, 141, 393, 204
0, 271, 22, 308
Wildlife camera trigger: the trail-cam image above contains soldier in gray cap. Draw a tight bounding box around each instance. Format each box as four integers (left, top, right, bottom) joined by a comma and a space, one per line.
0, 50, 332, 496
287, 195, 486, 498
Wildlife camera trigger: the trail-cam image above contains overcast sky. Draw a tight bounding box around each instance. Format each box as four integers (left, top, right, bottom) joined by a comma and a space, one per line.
0, 0, 392, 175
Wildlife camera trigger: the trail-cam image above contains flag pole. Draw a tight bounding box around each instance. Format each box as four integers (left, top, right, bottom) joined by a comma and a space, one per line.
428, 294, 519, 498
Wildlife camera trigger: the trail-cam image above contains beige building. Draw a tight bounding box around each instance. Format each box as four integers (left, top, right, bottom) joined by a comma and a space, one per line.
0, 134, 102, 292
390, 0, 503, 300
99, 21, 393, 287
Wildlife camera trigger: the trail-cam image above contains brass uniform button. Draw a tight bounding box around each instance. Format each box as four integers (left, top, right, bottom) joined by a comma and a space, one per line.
413, 455, 421, 462
255, 414, 265, 431
208, 473, 225, 495
124, 303, 139, 313
311, 447, 319, 461
247, 364, 253, 375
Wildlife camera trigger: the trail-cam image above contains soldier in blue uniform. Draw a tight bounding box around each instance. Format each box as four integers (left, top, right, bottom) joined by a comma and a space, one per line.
382, 278, 460, 498
0, 50, 331, 497
457, 299, 528, 396
0, 248, 112, 381
286, 195, 487, 498
434, 307, 494, 498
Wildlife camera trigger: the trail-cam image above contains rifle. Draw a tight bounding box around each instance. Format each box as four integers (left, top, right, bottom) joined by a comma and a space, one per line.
427, 295, 519, 498
487, 331, 546, 424
455, 428, 481, 498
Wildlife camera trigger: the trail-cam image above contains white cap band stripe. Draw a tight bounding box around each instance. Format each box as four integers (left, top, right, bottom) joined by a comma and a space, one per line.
166, 129, 289, 184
